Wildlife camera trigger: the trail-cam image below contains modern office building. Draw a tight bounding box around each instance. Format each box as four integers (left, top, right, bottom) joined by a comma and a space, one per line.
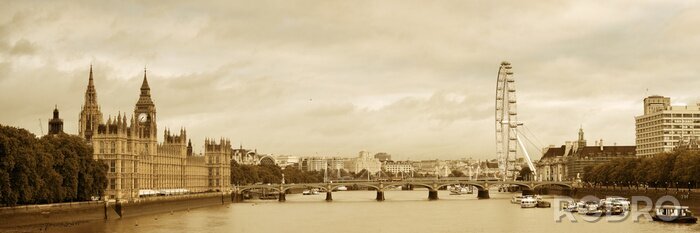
635, 95, 700, 157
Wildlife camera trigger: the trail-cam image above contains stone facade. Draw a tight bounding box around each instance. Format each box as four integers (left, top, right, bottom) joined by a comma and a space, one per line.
382, 161, 414, 174
344, 151, 382, 174
78, 66, 231, 200
536, 128, 635, 181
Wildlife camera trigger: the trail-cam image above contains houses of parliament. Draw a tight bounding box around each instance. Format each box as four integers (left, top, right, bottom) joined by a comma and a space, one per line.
54, 66, 232, 200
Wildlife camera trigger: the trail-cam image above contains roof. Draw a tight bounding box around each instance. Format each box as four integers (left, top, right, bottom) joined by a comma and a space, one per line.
541, 146, 565, 160
540, 145, 636, 160
577, 146, 636, 157
485, 162, 499, 169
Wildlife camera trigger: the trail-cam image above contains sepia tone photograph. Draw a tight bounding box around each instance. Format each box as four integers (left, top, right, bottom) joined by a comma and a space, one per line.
1, 0, 700, 232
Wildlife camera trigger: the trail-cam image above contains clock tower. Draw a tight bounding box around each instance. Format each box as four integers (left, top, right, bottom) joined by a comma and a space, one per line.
134, 69, 157, 139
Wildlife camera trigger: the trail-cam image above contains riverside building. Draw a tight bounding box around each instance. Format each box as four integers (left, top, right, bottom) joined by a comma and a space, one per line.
635, 96, 700, 157
536, 128, 635, 181
78, 66, 231, 200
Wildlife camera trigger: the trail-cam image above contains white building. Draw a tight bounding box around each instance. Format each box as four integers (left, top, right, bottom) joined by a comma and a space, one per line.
382, 161, 414, 174
275, 155, 299, 168
635, 95, 700, 157
344, 151, 382, 174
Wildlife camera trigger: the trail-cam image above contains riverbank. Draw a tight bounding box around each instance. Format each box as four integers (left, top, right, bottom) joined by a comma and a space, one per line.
0, 192, 231, 231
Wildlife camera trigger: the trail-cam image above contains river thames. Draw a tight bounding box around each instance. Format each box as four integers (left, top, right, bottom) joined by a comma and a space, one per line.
52, 190, 699, 233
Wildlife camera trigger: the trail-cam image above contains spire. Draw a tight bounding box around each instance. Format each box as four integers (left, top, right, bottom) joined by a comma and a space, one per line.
140, 67, 151, 96
88, 64, 94, 87
53, 105, 59, 118
578, 126, 584, 140
85, 65, 98, 106
135, 67, 155, 108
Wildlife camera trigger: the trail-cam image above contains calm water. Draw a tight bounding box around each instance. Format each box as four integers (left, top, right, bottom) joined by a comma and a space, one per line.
56, 190, 700, 233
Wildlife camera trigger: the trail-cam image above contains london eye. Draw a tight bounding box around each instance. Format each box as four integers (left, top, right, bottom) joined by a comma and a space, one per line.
495, 61, 537, 181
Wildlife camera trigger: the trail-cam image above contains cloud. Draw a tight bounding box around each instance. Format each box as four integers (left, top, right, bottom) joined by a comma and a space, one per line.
1, 1, 700, 160
9, 39, 37, 55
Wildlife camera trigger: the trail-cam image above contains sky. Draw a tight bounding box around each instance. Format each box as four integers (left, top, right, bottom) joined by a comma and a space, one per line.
1, 0, 700, 160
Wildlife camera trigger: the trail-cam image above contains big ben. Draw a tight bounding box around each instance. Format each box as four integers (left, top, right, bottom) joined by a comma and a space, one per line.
135, 69, 157, 140
133, 69, 157, 193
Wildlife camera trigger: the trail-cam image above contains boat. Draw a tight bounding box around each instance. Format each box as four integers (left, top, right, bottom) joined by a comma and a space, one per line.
521, 197, 537, 208
608, 202, 624, 215
449, 185, 473, 195
511, 195, 523, 204
577, 201, 600, 215
562, 201, 577, 212
584, 202, 602, 216
536, 200, 551, 208
600, 196, 630, 211
336, 186, 348, 191
302, 190, 311, 195
311, 188, 320, 195
652, 206, 698, 223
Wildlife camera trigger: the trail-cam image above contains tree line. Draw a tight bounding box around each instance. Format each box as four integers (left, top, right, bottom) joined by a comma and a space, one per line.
582, 150, 700, 189
0, 125, 108, 206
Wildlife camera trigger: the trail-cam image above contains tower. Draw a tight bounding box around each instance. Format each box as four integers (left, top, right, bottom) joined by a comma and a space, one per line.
643, 95, 670, 115
187, 139, 193, 156
48, 105, 64, 135
134, 68, 157, 140
78, 65, 103, 141
577, 126, 587, 148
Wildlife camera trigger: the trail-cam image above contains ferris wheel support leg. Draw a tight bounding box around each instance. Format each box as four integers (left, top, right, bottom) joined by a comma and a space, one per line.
514, 129, 537, 177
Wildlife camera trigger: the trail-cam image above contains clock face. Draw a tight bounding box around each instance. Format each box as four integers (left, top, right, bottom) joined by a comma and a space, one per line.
138, 113, 148, 123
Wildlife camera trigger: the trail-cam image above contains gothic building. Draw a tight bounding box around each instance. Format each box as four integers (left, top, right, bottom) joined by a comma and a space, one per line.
78, 66, 231, 200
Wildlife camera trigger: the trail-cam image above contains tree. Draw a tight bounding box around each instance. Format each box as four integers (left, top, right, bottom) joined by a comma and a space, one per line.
449, 170, 465, 177
0, 125, 107, 206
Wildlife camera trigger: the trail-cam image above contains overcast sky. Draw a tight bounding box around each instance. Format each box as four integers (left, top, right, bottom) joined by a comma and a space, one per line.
1, 1, 700, 160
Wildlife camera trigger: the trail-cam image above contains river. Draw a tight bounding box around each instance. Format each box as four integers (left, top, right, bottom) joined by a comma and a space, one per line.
52, 190, 700, 233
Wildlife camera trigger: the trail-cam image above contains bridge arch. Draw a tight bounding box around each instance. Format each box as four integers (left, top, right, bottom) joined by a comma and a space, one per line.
497, 181, 534, 190
532, 182, 573, 190
403, 183, 434, 191
330, 183, 381, 191
280, 184, 329, 193
238, 186, 281, 193
435, 182, 486, 191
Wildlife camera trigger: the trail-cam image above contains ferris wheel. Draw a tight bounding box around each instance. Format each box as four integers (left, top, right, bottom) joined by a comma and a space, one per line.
495, 61, 536, 181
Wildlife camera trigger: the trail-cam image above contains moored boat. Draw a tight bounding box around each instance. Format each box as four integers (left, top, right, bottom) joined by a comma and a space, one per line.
562, 201, 577, 212
584, 202, 602, 216
600, 196, 630, 211
536, 200, 551, 208
511, 195, 523, 204
521, 197, 537, 208
652, 206, 697, 223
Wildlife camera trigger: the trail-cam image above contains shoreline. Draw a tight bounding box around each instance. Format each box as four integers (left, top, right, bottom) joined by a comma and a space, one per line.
0, 192, 232, 231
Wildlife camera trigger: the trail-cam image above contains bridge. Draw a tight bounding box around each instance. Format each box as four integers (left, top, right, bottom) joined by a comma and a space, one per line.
231, 179, 575, 202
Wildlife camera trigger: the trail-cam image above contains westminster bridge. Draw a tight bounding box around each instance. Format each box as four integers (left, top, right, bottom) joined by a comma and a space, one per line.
231, 178, 575, 202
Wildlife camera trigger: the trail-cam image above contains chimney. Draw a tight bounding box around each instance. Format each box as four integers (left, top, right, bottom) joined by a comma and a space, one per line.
599, 139, 604, 151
